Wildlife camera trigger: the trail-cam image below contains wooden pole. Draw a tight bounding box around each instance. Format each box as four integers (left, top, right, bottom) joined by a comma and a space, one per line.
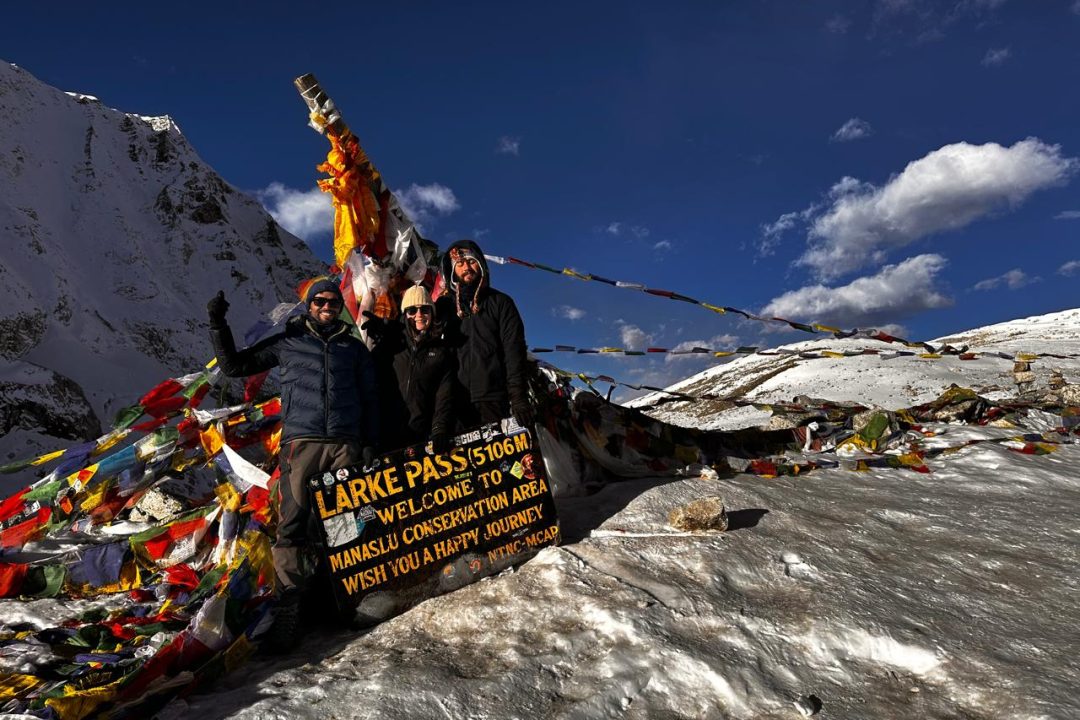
293, 73, 349, 138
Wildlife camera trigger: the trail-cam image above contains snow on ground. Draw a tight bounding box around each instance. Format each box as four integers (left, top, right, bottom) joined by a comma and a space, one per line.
635, 307, 1080, 431
167, 310, 1080, 720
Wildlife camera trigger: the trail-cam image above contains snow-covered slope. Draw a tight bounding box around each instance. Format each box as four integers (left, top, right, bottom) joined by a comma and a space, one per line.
634, 307, 1080, 431
0, 62, 323, 483
160, 308, 1077, 720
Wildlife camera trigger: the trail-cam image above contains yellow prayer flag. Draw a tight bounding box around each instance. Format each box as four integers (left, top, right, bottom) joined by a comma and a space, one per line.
29, 449, 66, 467
215, 482, 242, 512
45, 677, 125, 720
0, 673, 41, 700
199, 424, 225, 459
93, 430, 131, 455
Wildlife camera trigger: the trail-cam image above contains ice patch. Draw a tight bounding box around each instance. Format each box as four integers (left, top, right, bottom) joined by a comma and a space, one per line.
803, 626, 942, 676
781, 551, 819, 581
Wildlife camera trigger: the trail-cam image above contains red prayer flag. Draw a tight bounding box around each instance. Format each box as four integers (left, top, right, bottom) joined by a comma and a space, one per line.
0, 562, 28, 597
244, 371, 270, 403
0, 489, 27, 524
138, 379, 183, 407
143, 396, 188, 419
141, 516, 208, 560
0, 507, 51, 549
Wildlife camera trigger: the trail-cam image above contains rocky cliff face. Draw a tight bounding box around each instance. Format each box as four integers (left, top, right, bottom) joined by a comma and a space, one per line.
0, 62, 324, 487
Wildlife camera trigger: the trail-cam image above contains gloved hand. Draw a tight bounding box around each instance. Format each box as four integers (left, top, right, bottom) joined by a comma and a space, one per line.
207, 291, 229, 327
360, 311, 387, 342
511, 401, 536, 427
430, 432, 453, 454
361, 446, 376, 469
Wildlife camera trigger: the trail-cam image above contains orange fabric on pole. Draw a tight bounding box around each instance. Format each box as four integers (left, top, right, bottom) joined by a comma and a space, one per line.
317, 131, 383, 268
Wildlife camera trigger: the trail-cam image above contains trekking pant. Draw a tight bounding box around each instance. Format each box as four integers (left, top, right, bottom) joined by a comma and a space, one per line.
274, 439, 363, 594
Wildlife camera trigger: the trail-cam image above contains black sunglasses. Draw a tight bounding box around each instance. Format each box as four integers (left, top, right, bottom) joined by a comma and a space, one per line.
310, 297, 342, 308
405, 306, 432, 316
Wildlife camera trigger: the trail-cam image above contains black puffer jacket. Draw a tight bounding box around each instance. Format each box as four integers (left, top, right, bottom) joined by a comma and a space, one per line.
436, 239, 529, 410
210, 315, 377, 445
372, 320, 455, 450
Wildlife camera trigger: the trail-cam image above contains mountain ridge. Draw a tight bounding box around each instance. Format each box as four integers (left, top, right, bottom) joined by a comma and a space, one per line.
0, 61, 324, 485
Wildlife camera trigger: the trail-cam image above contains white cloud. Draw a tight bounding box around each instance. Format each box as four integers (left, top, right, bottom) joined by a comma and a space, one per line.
496, 136, 520, 156
653, 240, 672, 252
255, 182, 333, 239
1072, 0, 1080, 15
831, 118, 873, 143
761, 254, 953, 329
825, 14, 852, 33
554, 305, 586, 321
872, 0, 1008, 41
981, 47, 1011, 67
394, 183, 460, 230
665, 334, 740, 362
972, 268, 1039, 291
605, 222, 650, 238
788, 138, 1077, 279
1055, 210, 1080, 219
1058, 260, 1080, 276
759, 207, 818, 256
617, 323, 655, 351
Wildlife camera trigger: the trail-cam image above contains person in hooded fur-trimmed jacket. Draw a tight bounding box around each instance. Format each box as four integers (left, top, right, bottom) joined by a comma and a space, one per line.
364, 284, 455, 453
206, 277, 377, 650
435, 239, 533, 430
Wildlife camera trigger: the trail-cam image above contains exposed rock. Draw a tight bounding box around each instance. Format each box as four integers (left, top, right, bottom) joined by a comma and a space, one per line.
0, 363, 101, 442
0, 310, 47, 359
668, 496, 728, 532
129, 487, 186, 524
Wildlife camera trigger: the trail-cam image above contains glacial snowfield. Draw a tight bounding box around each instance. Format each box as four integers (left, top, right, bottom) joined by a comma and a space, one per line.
167, 309, 1078, 720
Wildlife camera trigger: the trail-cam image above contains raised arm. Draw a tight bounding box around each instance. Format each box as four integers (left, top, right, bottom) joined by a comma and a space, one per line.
207, 291, 281, 377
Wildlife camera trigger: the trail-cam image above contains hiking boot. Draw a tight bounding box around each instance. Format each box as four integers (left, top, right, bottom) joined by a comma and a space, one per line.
262, 590, 302, 654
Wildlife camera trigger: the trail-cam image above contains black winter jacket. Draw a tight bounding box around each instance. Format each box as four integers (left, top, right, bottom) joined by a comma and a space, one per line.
437, 240, 529, 410
371, 320, 455, 450
210, 315, 377, 445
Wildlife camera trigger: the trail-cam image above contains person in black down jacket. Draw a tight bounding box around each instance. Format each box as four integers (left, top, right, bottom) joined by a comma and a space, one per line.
365, 285, 455, 453
206, 277, 377, 650
436, 239, 533, 430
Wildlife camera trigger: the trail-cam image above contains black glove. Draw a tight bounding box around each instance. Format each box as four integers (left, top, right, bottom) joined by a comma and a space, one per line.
361, 446, 376, 469
360, 311, 387, 342
430, 433, 453, 454
207, 291, 229, 327
511, 401, 536, 427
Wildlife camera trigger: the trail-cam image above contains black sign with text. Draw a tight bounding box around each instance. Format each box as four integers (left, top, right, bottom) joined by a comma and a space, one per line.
307, 418, 559, 617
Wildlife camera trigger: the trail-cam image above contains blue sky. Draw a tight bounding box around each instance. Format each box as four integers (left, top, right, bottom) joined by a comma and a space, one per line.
4, 1, 1080, 392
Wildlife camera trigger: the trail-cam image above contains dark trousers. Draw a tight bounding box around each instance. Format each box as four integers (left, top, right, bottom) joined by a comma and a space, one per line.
274, 439, 362, 593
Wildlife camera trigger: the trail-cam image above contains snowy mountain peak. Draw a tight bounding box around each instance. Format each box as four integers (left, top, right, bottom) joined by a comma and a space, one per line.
0, 61, 324, 481
137, 113, 181, 135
